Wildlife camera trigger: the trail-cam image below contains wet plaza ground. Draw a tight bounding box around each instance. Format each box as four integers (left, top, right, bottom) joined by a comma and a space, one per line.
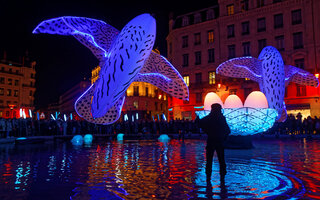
0, 137, 320, 199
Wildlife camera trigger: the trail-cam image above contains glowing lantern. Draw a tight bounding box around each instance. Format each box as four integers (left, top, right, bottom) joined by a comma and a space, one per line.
158, 134, 170, 142
204, 92, 223, 111
71, 135, 83, 145
84, 134, 93, 144
244, 91, 268, 108
224, 95, 243, 108
117, 133, 124, 141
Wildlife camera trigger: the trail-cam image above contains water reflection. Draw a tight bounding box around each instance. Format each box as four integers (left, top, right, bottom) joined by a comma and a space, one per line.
0, 138, 320, 199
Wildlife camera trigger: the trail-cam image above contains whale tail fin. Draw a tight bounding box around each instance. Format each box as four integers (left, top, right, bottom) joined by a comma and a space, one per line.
284, 65, 319, 87
33, 16, 119, 60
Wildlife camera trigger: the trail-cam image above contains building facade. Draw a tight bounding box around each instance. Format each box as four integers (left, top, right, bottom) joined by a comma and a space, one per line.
0, 55, 36, 118
167, 0, 320, 120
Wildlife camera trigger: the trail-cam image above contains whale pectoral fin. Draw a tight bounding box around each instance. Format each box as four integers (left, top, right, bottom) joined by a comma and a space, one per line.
284, 65, 319, 87
134, 52, 189, 101
33, 17, 119, 60
217, 57, 263, 83
75, 84, 125, 124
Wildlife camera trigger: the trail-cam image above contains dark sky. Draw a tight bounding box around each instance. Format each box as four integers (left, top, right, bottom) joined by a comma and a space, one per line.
0, 0, 216, 109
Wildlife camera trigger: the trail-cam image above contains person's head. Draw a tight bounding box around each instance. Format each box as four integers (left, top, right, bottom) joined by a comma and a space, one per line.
211, 103, 222, 113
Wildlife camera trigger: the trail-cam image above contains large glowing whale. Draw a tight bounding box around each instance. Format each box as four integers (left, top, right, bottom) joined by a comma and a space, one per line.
33, 14, 189, 124
217, 46, 319, 122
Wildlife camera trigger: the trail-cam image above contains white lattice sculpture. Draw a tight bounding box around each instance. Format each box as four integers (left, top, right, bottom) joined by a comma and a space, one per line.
217, 46, 319, 122
33, 14, 189, 124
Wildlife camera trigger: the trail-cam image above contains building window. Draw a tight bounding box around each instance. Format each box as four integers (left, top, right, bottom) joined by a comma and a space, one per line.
195, 51, 201, 65
295, 58, 305, 69
183, 75, 190, 86
241, 0, 249, 11
292, 9, 302, 25
14, 90, 18, 97
133, 86, 139, 96
196, 93, 202, 103
257, 0, 265, 7
208, 48, 215, 63
227, 25, 235, 38
14, 80, 19, 86
145, 87, 149, 97
209, 71, 216, 84
182, 16, 189, 26
258, 39, 267, 52
242, 42, 251, 56
155, 102, 158, 110
207, 30, 214, 43
194, 13, 202, 23
0, 88, 4, 96
182, 36, 188, 48
29, 90, 33, 96
0, 77, 4, 84
229, 89, 237, 95
195, 73, 202, 84
242, 21, 250, 35
194, 33, 201, 45
296, 84, 306, 96
228, 45, 236, 59
275, 35, 285, 51
274, 14, 283, 29
227, 4, 234, 16
257, 17, 266, 32
207, 9, 215, 20
8, 78, 12, 85
182, 54, 189, 67
293, 32, 303, 49
7, 89, 11, 96
273, 0, 282, 3
133, 101, 138, 109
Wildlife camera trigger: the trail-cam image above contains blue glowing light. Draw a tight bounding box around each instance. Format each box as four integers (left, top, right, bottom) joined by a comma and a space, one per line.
71, 135, 83, 146
117, 133, 124, 141
168, 108, 173, 111
194, 106, 204, 109
36, 112, 40, 120
70, 113, 73, 120
83, 134, 93, 144
158, 134, 170, 142
16, 137, 27, 140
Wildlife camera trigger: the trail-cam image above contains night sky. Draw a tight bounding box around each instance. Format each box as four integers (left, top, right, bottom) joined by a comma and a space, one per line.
0, 0, 216, 109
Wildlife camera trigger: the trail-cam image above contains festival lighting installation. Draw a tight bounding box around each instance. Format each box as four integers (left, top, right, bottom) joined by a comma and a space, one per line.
196, 91, 278, 135
33, 14, 189, 124
217, 46, 319, 122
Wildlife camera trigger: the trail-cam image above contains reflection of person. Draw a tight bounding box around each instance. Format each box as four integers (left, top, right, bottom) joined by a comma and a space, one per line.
199, 103, 230, 182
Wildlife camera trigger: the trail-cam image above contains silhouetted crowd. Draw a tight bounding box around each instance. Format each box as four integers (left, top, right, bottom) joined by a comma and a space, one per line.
0, 113, 320, 138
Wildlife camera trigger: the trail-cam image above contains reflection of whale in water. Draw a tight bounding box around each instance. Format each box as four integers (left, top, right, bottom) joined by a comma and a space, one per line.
217, 46, 319, 122
33, 14, 189, 124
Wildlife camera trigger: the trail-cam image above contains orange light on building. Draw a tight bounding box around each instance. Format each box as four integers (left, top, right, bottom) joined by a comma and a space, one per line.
315, 73, 319, 79
218, 83, 221, 88
158, 94, 162, 99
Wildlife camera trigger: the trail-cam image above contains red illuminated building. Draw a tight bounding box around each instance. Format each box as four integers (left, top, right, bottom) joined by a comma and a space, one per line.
166, 0, 320, 120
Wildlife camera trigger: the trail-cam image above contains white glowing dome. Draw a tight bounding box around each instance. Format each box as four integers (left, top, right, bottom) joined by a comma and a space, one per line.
244, 91, 268, 108
224, 95, 243, 108
204, 92, 223, 111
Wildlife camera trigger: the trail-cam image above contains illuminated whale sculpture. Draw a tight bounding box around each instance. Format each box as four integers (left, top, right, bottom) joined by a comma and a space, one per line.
33, 14, 189, 124
217, 46, 319, 122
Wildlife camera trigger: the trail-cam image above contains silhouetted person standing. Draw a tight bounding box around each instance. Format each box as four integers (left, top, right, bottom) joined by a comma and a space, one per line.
199, 103, 230, 182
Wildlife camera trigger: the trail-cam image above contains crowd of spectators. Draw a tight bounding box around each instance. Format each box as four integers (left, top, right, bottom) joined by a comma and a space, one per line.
0, 113, 320, 138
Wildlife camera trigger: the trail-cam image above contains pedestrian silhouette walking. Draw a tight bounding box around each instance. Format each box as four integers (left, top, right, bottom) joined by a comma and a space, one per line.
198, 103, 230, 182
